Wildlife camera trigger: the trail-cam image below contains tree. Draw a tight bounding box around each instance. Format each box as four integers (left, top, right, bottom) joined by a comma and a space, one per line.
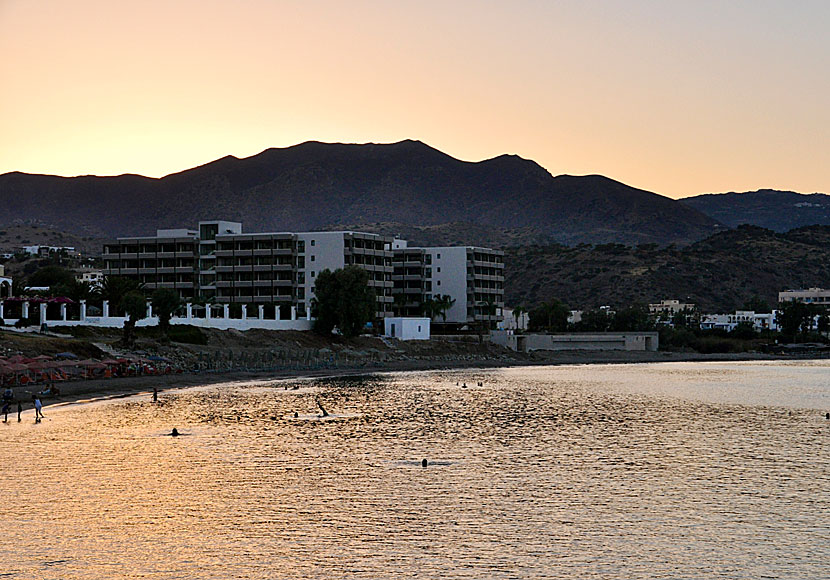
528, 299, 570, 332
609, 305, 653, 332
392, 292, 409, 317
120, 290, 147, 346
28, 266, 74, 288
420, 297, 442, 321
151, 288, 182, 334
311, 266, 376, 338
100, 275, 142, 315
741, 295, 771, 313
511, 305, 528, 330
776, 300, 818, 339
671, 307, 699, 329
575, 309, 612, 332
435, 294, 457, 322
51, 279, 98, 302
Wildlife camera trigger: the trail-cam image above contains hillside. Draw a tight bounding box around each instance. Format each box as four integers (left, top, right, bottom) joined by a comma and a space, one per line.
505, 225, 830, 312
0, 140, 721, 247
682, 189, 830, 231
0, 224, 102, 256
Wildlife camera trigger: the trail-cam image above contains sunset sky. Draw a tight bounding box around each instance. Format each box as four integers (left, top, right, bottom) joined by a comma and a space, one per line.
2, 0, 828, 199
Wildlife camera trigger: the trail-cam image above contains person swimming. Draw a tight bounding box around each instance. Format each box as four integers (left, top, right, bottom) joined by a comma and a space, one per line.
421, 459, 428, 467
170, 428, 179, 437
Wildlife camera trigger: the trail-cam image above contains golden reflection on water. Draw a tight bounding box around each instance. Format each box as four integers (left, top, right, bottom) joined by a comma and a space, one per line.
1, 362, 828, 579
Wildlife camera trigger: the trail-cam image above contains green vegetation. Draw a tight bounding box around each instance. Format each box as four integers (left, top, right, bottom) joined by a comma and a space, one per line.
27, 265, 74, 288
120, 291, 147, 346
506, 225, 830, 312
311, 266, 376, 338
151, 288, 183, 334
528, 299, 570, 332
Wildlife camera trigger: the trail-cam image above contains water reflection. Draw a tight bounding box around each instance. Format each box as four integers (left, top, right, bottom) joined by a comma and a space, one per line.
1, 362, 827, 579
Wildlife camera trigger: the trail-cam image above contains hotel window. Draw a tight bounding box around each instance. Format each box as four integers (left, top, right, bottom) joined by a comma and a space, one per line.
311, 271, 315, 277
311, 255, 315, 262
311, 240, 315, 246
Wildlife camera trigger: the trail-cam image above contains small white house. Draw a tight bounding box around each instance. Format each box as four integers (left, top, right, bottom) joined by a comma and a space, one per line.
384, 317, 430, 340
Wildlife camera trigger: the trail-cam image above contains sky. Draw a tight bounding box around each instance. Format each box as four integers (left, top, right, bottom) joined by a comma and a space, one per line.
1, 0, 828, 199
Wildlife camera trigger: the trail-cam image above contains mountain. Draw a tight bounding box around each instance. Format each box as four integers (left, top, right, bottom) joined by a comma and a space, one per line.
682, 189, 830, 231
0, 140, 721, 247
505, 225, 830, 312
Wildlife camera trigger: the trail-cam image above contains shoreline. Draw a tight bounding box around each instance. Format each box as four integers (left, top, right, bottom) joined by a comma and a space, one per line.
15, 349, 818, 411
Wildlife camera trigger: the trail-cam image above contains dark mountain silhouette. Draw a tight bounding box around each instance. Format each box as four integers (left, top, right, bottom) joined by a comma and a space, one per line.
682, 189, 830, 232
0, 140, 722, 246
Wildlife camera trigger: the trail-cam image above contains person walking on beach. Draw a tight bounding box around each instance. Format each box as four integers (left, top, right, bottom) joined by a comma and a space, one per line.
33, 396, 44, 423
17, 400, 22, 422
2, 401, 9, 422
153, 387, 158, 403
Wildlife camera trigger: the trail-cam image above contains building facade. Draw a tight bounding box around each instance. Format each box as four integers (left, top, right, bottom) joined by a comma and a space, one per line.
104, 221, 394, 319
391, 240, 504, 326
700, 310, 779, 332
649, 299, 696, 317
779, 288, 830, 307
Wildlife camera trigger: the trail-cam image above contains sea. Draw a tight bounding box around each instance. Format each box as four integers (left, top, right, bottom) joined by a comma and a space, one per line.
1, 360, 828, 579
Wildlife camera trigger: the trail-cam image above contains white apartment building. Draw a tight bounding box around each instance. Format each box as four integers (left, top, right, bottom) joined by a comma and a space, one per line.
391, 240, 504, 326
104, 221, 394, 319
296, 231, 393, 319
779, 288, 830, 306
700, 310, 779, 332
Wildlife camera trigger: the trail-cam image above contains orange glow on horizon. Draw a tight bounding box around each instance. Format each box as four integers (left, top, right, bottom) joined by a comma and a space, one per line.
1, 0, 828, 199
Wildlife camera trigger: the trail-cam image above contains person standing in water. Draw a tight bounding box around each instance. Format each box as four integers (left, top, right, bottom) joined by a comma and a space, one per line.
33, 396, 44, 423
316, 399, 329, 417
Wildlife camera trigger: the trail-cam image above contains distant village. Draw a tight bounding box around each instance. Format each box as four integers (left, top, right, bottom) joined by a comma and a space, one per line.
0, 220, 828, 355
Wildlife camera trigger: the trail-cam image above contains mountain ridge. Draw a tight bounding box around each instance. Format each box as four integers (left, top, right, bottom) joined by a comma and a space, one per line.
682, 189, 830, 232
0, 140, 721, 246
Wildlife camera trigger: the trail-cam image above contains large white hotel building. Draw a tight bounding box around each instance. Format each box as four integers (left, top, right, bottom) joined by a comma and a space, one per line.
102, 221, 503, 326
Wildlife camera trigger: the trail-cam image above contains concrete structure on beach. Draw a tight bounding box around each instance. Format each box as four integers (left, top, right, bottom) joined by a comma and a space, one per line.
491, 330, 659, 352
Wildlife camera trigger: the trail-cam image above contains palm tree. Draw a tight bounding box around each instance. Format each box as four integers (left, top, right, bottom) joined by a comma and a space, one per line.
99, 275, 142, 315
511, 305, 527, 330
392, 292, 409, 317
420, 297, 442, 321
435, 294, 456, 322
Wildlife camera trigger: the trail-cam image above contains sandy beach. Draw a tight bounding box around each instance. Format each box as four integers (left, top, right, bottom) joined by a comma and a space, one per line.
9, 348, 804, 412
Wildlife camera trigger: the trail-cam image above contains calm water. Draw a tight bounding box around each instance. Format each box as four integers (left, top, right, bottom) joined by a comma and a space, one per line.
2, 361, 828, 579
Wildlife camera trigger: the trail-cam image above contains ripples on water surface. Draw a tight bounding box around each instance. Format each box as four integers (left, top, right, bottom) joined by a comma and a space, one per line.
1, 361, 828, 579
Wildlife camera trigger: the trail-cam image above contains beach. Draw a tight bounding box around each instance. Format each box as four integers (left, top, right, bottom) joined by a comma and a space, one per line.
14, 347, 804, 411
